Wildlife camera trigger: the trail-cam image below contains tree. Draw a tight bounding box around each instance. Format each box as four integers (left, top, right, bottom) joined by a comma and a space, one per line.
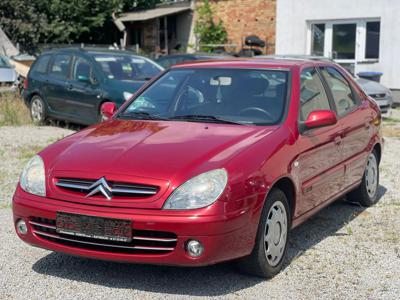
194, 0, 227, 52
0, 0, 136, 53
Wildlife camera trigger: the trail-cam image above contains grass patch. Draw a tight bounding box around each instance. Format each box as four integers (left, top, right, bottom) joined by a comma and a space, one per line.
0, 92, 32, 126
17, 144, 44, 160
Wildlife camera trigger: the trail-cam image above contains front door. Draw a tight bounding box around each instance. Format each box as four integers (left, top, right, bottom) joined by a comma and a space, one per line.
295, 67, 344, 217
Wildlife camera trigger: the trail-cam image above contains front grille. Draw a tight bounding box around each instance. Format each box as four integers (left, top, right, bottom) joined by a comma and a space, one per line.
30, 217, 177, 254
55, 178, 159, 198
370, 93, 387, 99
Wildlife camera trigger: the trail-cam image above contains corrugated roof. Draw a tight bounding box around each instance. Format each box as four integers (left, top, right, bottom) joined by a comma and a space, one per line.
117, 4, 191, 22
0, 27, 19, 56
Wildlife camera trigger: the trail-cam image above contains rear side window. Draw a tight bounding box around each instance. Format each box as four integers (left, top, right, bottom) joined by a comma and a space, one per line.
300, 68, 331, 121
321, 67, 357, 116
31, 55, 51, 74
50, 54, 72, 79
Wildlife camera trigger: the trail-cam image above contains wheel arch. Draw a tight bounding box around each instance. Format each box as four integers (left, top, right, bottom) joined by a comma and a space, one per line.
268, 176, 297, 222
373, 142, 382, 165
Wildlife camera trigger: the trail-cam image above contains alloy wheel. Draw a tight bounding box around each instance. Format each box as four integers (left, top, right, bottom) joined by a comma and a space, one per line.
31, 98, 44, 122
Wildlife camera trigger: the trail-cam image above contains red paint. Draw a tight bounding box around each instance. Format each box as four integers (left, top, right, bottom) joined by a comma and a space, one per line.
12, 59, 383, 266
100, 102, 117, 119
304, 110, 337, 129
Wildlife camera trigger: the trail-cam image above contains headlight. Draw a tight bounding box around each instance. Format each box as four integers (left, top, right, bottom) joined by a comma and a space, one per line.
123, 91, 134, 101
163, 169, 228, 210
20, 155, 46, 197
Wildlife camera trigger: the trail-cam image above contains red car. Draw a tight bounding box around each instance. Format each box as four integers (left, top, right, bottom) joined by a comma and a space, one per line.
13, 59, 383, 278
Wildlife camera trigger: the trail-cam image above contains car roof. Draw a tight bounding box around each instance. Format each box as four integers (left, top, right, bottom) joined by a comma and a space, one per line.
170, 57, 334, 70
40, 47, 143, 57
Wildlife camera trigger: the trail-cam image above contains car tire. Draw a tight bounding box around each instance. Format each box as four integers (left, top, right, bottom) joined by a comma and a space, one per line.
30, 95, 47, 124
237, 188, 290, 278
347, 150, 379, 207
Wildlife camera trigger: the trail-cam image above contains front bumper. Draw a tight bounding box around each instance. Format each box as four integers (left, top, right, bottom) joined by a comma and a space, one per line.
12, 188, 257, 266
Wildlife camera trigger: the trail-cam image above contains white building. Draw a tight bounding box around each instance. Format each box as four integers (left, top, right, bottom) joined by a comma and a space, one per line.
276, 0, 400, 93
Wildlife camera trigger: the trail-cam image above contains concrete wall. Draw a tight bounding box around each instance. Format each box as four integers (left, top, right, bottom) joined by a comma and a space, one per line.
276, 0, 400, 89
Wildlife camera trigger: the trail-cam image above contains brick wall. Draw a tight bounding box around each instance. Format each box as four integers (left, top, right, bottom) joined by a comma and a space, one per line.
202, 0, 276, 54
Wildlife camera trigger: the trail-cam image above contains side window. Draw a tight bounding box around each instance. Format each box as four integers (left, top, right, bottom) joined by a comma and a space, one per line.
321, 67, 357, 116
50, 54, 72, 79
72, 57, 92, 81
31, 55, 51, 74
300, 68, 331, 121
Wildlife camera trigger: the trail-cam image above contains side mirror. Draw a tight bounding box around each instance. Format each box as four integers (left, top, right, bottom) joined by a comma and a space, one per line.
100, 102, 117, 120
304, 110, 337, 129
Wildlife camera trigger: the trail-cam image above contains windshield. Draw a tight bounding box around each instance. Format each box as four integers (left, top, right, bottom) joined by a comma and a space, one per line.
93, 54, 162, 81
120, 68, 289, 126
0, 56, 11, 68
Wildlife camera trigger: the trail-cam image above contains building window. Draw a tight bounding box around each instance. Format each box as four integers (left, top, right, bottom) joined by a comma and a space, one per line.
332, 23, 356, 59
365, 21, 380, 59
308, 19, 380, 61
311, 24, 325, 56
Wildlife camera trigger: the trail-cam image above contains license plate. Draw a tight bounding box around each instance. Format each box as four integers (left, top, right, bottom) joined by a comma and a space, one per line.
56, 212, 132, 242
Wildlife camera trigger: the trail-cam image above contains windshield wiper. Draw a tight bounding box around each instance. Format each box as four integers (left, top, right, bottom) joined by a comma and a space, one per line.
169, 114, 245, 125
119, 111, 168, 121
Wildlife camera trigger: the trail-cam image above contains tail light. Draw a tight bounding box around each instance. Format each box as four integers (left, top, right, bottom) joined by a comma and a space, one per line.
23, 78, 29, 90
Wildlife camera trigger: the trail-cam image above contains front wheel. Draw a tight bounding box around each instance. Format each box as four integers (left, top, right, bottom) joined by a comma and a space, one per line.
237, 188, 290, 278
347, 150, 379, 206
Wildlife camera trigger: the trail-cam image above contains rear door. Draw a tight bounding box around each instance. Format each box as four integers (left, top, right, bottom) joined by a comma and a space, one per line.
295, 67, 344, 216
320, 66, 371, 189
65, 55, 101, 124
46, 54, 72, 115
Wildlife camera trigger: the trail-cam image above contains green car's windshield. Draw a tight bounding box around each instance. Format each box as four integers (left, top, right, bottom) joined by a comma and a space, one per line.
93, 54, 162, 81
120, 68, 289, 126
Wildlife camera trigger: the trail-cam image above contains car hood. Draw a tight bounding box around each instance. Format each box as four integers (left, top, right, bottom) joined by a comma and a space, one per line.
48, 119, 275, 181
0, 68, 17, 82
356, 78, 390, 95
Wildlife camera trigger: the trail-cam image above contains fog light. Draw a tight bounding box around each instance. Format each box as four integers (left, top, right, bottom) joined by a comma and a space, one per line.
16, 219, 28, 235
186, 240, 204, 257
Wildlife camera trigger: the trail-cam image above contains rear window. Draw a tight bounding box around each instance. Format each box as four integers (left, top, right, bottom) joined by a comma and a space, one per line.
50, 54, 72, 79
121, 68, 289, 126
31, 55, 51, 74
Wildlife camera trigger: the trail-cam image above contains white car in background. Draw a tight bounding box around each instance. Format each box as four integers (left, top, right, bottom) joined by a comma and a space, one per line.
355, 77, 393, 117
0, 55, 17, 92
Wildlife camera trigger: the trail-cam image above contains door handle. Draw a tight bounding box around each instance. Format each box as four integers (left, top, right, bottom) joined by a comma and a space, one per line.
66, 84, 73, 91
334, 135, 342, 145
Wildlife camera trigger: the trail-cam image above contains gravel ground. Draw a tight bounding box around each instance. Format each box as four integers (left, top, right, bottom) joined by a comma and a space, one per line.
0, 124, 399, 299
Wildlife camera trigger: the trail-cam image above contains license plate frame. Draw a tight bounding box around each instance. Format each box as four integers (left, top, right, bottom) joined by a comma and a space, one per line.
56, 212, 132, 243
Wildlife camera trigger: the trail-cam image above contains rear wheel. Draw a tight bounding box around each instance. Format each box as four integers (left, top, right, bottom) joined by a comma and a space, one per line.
237, 188, 290, 278
30, 95, 47, 124
347, 150, 379, 206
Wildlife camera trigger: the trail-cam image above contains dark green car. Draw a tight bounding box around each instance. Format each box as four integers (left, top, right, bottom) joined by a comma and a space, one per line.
24, 48, 163, 125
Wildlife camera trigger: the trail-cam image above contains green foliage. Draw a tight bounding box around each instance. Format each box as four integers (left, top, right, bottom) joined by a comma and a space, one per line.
0, 0, 148, 53
194, 0, 227, 52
